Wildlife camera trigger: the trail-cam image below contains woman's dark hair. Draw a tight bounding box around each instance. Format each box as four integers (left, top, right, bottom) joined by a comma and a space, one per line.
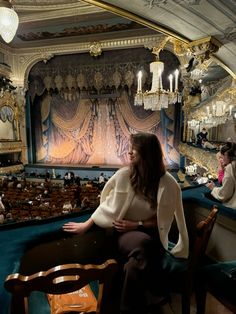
220, 142, 236, 162
129, 133, 166, 208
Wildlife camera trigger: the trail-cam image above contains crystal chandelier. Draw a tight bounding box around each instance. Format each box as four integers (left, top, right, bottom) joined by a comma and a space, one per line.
0, 0, 19, 43
202, 102, 235, 127
188, 102, 236, 129
134, 50, 181, 111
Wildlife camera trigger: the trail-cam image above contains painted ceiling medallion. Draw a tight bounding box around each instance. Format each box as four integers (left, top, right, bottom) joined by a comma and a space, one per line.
143, 0, 201, 8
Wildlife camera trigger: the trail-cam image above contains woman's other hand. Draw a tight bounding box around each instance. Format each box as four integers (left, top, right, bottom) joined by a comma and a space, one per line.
62, 218, 94, 234
206, 181, 215, 190
113, 219, 139, 233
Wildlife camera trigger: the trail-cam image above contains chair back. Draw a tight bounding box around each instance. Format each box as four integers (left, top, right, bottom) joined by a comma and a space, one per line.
191, 205, 218, 269
4, 259, 118, 314
165, 205, 218, 314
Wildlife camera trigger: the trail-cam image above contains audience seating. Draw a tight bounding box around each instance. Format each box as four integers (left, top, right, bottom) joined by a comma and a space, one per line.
162, 205, 218, 314
4, 258, 118, 314
0, 183, 100, 223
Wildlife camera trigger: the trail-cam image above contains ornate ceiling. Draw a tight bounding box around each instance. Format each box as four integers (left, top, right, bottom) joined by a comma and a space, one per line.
0, 0, 234, 90
5, 0, 235, 78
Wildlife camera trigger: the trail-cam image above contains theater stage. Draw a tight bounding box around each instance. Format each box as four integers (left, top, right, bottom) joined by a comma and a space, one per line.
24, 163, 120, 181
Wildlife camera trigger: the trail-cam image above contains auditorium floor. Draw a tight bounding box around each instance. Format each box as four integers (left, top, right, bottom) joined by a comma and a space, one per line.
169, 292, 233, 314
109, 292, 232, 314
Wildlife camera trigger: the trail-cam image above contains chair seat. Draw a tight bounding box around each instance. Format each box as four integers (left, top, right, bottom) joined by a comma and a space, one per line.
200, 261, 236, 306
162, 251, 189, 273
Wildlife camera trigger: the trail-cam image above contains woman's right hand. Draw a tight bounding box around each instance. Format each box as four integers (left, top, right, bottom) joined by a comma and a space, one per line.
62, 218, 94, 234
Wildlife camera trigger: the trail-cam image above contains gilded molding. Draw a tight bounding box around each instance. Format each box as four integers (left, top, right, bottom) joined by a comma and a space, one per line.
10, 35, 164, 89
0, 141, 23, 151
0, 91, 17, 109
179, 142, 218, 177
0, 64, 12, 79
188, 36, 222, 64
89, 42, 102, 57
0, 164, 24, 174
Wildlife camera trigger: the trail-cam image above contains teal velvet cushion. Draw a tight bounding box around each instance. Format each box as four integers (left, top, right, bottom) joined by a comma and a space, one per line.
161, 242, 189, 273
162, 251, 189, 273
201, 261, 236, 305
182, 185, 236, 220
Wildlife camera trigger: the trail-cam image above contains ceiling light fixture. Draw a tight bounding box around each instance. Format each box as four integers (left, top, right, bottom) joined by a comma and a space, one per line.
0, 0, 19, 43
134, 48, 180, 111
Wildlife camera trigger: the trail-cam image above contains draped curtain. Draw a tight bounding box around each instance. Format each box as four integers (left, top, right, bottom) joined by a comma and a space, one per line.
29, 48, 181, 167
34, 90, 180, 167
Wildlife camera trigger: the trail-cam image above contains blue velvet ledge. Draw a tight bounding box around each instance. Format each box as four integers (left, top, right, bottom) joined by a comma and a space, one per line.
182, 184, 236, 221
0, 209, 93, 314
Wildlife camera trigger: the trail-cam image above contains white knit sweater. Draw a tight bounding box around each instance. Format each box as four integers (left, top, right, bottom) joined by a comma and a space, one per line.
211, 162, 236, 209
92, 167, 189, 258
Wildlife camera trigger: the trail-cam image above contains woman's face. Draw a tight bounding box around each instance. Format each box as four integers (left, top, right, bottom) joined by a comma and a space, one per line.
129, 144, 140, 165
218, 154, 224, 166
222, 152, 230, 166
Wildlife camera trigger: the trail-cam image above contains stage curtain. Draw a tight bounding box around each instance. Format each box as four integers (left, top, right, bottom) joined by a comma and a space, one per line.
34, 89, 180, 167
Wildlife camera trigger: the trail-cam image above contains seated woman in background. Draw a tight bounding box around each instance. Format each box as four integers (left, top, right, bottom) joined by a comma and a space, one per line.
206, 142, 236, 209
217, 152, 225, 184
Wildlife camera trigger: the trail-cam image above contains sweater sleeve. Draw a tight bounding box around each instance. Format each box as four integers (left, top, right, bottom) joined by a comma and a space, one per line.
157, 173, 189, 259
91, 167, 132, 228
212, 164, 235, 202
170, 183, 189, 258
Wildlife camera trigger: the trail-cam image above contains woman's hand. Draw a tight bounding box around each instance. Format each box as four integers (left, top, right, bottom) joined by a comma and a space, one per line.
206, 181, 215, 190
62, 218, 94, 234
113, 219, 139, 233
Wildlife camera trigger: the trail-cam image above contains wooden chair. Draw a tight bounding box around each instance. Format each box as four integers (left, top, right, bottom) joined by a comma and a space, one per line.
4, 258, 118, 314
163, 205, 218, 314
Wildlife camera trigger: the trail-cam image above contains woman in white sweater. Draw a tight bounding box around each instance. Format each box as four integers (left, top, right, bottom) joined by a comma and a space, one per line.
63, 132, 189, 314
206, 142, 236, 209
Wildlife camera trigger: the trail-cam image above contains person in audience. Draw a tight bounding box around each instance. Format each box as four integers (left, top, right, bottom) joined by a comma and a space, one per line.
0, 195, 5, 211
201, 138, 216, 150
196, 127, 208, 146
63, 132, 189, 314
99, 172, 105, 184
98, 172, 105, 189
80, 197, 90, 210
75, 175, 81, 186
206, 142, 236, 209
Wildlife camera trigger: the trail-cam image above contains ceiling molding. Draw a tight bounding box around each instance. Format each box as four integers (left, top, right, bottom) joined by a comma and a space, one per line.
81, 0, 235, 78
17, 3, 103, 23
81, 0, 190, 44
9, 34, 165, 88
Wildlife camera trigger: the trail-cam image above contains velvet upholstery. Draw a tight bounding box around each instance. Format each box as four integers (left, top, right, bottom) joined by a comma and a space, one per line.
182, 184, 236, 220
